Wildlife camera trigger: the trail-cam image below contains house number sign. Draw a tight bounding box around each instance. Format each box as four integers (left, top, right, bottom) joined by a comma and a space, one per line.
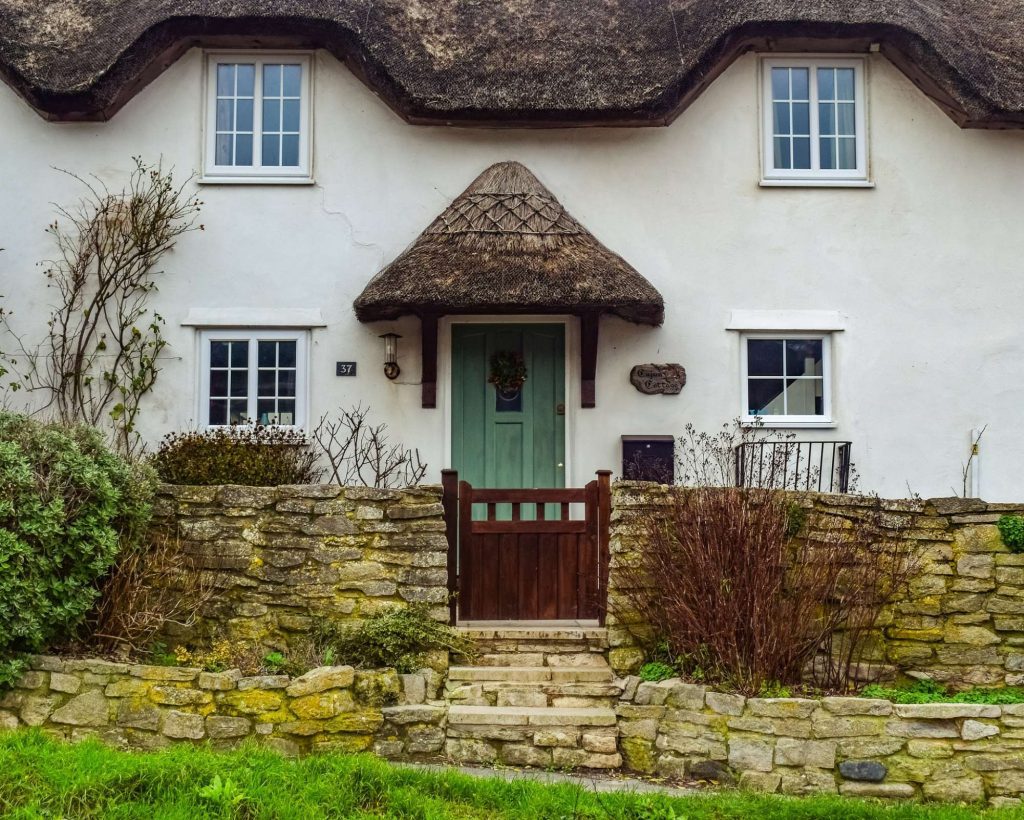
630, 363, 686, 395
336, 362, 357, 376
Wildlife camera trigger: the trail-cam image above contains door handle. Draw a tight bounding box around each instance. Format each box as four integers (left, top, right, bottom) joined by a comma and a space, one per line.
556, 403, 565, 415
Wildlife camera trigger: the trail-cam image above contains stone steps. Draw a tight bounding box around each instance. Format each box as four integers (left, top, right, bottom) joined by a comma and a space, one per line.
443, 626, 621, 769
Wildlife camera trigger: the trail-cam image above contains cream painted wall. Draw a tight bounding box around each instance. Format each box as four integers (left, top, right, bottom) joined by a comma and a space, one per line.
1, 50, 1022, 499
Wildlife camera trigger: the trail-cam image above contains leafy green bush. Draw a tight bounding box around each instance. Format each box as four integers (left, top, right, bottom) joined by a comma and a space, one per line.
998, 515, 1024, 553
314, 604, 475, 673
151, 425, 323, 486
638, 662, 676, 682
861, 679, 1024, 705
784, 502, 807, 538
0, 414, 155, 684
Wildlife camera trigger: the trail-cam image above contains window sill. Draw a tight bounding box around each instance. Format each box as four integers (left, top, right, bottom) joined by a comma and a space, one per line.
199, 176, 315, 186
759, 178, 874, 189
742, 418, 838, 429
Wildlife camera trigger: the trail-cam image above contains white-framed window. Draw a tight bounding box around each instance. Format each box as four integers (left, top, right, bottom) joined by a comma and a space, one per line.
203, 53, 312, 182
761, 57, 868, 184
198, 330, 308, 427
741, 334, 833, 426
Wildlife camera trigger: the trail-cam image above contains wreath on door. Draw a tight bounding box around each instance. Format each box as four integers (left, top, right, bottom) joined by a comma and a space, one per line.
488, 350, 528, 397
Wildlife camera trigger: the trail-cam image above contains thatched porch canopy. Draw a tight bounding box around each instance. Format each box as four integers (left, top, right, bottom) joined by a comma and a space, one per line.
354, 162, 664, 326
354, 161, 663, 410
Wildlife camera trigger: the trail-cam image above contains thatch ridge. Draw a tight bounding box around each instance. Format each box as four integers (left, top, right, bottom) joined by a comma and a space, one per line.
353, 161, 665, 326
0, 2, 1023, 127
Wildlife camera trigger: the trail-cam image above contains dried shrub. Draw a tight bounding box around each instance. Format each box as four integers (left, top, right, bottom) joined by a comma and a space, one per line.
152, 425, 324, 486
82, 532, 213, 656
615, 422, 916, 695
312, 404, 427, 488
313, 604, 474, 673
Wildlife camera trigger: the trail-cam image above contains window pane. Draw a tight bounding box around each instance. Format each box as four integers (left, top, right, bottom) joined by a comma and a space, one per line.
773, 102, 790, 135
230, 341, 249, 367
785, 340, 823, 377
229, 370, 248, 397
837, 68, 855, 100
792, 102, 809, 135
748, 379, 786, 415
235, 134, 253, 166
786, 378, 823, 415
283, 99, 300, 132
257, 399, 276, 424
818, 68, 835, 101
281, 134, 300, 167
211, 341, 229, 367
215, 134, 232, 165
263, 64, 281, 97
257, 370, 276, 395
263, 99, 280, 131
838, 102, 856, 136
277, 370, 296, 396
236, 99, 253, 132
773, 137, 791, 169
771, 68, 789, 100
209, 369, 228, 396
791, 68, 809, 100
262, 135, 280, 166
838, 138, 857, 170
819, 103, 836, 136
278, 399, 296, 422
236, 64, 255, 96
209, 399, 227, 426
793, 138, 811, 170
229, 401, 248, 424
216, 99, 233, 131
258, 341, 277, 367
216, 64, 235, 96
747, 339, 784, 376
282, 65, 301, 97
820, 137, 836, 169
278, 341, 296, 367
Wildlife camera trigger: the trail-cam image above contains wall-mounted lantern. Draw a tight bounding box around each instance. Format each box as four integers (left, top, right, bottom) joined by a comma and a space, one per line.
380, 332, 401, 380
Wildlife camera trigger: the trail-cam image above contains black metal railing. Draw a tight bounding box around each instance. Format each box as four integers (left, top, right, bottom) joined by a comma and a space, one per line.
734, 441, 853, 494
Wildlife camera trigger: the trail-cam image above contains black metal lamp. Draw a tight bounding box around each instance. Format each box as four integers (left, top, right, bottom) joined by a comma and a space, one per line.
380, 332, 401, 379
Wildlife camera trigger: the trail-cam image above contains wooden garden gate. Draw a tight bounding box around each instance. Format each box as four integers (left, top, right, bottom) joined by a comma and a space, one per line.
441, 470, 611, 623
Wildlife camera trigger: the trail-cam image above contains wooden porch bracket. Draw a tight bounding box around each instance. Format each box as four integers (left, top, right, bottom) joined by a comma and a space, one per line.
421, 314, 438, 408
580, 313, 599, 408
441, 468, 459, 625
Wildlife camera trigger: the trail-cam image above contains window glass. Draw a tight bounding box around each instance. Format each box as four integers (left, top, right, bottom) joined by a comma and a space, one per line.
746, 337, 827, 418
204, 334, 303, 426
208, 340, 249, 425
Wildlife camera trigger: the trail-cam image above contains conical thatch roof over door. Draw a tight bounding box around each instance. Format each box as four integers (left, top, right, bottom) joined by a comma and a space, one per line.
354, 162, 664, 326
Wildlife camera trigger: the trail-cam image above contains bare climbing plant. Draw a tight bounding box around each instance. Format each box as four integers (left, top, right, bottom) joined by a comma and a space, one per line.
1, 158, 201, 457
312, 403, 428, 488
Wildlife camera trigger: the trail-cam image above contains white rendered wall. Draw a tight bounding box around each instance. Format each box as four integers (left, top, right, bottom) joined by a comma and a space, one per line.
0, 50, 1022, 499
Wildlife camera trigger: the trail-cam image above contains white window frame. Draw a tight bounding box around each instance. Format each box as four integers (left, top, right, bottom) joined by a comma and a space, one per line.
740, 332, 834, 428
760, 57, 869, 186
198, 329, 310, 428
202, 52, 313, 183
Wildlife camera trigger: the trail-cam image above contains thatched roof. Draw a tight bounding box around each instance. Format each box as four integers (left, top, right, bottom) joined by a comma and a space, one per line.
1, 2, 1023, 127
353, 161, 664, 326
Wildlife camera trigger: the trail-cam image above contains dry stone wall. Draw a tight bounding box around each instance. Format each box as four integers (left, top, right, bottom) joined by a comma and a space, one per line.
607, 483, 1024, 687
0, 657, 445, 759
153, 484, 449, 649
616, 677, 1024, 807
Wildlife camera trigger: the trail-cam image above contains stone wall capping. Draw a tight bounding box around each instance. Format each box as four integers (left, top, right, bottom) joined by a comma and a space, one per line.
893, 703, 1001, 720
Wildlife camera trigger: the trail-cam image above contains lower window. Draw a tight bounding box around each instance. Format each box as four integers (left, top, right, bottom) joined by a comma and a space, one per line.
741, 334, 832, 425
199, 330, 307, 427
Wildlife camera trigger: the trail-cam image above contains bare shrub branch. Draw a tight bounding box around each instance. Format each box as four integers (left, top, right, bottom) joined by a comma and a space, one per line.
312, 403, 427, 488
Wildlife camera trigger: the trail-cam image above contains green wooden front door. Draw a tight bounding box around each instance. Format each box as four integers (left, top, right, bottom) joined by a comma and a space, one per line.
451, 324, 565, 490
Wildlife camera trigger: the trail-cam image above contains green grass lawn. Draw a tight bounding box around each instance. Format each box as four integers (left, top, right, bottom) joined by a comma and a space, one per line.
0, 731, 1016, 819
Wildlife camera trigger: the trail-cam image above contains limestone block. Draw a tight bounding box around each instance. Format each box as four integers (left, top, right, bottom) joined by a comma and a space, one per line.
354, 669, 401, 707
129, 665, 199, 682
608, 648, 644, 675
886, 719, 960, 739
400, 674, 426, 705
149, 686, 212, 707
303, 516, 358, 536
198, 670, 242, 691
286, 666, 355, 697
962, 720, 1000, 741
381, 705, 445, 725
116, 699, 162, 731
290, 690, 356, 720
620, 736, 655, 773
738, 771, 781, 793
779, 768, 838, 795
501, 743, 552, 767
238, 676, 290, 691
48, 673, 81, 695
907, 739, 955, 758
163, 711, 205, 740
405, 725, 445, 754
774, 738, 836, 769
665, 683, 706, 711
582, 733, 618, 754
728, 738, 774, 772
445, 738, 498, 764
206, 716, 252, 739
894, 703, 1000, 720
821, 697, 892, 717
748, 698, 818, 720
943, 625, 1000, 646
50, 691, 110, 727
534, 730, 579, 748
551, 748, 622, 769
839, 782, 915, 799
957, 554, 995, 579
15, 671, 47, 690
811, 714, 887, 739
923, 776, 986, 803
705, 692, 745, 716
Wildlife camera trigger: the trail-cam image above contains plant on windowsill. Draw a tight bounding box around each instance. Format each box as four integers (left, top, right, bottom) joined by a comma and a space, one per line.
488, 350, 527, 398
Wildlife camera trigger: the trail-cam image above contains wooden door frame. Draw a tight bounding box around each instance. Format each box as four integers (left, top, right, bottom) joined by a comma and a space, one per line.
440, 315, 578, 489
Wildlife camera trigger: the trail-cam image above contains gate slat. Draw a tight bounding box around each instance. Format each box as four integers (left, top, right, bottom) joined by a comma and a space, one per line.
538, 533, 559, 620
499, 532, 519, 620
558, 534, 577, 619
518, 533, 539, 620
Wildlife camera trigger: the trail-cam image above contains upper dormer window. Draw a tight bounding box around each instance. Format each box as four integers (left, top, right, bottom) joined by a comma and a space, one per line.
761, 57, 868, 186
203, 53, 312, 183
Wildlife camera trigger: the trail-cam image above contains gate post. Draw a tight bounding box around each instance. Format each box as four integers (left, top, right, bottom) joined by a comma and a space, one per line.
441, 469, 459, 625
596, 470, 612, 626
